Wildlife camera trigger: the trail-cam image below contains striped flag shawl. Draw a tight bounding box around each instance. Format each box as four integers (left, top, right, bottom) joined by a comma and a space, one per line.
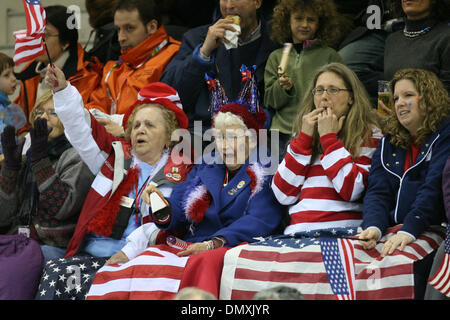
183, 163, 266, 225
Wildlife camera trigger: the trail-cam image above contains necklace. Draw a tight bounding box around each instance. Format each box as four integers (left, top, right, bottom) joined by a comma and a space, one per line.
403, 26, 432, 38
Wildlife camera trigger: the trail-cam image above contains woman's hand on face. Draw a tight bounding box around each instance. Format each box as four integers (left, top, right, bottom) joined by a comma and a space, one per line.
317, 107, 345, 137
176, 242, 209, 257
44, 65, 67, 92
381, 233, 414, 257
301, 107, 324, 137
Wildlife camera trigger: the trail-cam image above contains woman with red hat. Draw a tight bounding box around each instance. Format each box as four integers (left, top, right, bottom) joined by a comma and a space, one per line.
81, 66, 284, 300
33, 65, 192, 300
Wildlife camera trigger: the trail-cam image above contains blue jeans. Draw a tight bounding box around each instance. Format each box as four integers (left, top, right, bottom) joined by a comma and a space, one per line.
339, 31, 387, 107
40, 245, 67, 261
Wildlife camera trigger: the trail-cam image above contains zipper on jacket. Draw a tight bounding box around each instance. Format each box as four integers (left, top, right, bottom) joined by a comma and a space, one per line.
392, 134, 440, 223
380, 137, 402, 223
68, 74, 85, 83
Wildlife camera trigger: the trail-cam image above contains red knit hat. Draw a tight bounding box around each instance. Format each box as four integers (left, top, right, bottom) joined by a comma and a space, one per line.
123, 82, 189, 130
212, 103, 267, 131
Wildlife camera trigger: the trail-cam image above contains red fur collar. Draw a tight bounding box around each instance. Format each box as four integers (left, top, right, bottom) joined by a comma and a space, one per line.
87, 167, 139, 237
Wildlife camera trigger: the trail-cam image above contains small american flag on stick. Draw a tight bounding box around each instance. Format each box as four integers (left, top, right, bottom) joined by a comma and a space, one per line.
13, 0, 47, 65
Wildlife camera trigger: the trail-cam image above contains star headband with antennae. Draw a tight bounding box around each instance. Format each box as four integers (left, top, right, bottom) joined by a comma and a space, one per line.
205, 72, 228, 116
205, 64, 267, 131
237, 65, 260, 114
206, 64, 261, 117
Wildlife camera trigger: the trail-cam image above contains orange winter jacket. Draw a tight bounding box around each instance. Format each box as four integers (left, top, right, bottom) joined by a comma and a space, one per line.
14, 43, 103, 133
86, 25, 180, 115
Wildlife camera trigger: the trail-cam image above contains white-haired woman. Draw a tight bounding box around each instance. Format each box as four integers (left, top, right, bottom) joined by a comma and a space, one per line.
84, 99, 284, 299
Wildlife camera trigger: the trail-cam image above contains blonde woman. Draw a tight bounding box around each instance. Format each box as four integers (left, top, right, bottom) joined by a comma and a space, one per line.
0, 90, 95, 258
272, 62, 382, 234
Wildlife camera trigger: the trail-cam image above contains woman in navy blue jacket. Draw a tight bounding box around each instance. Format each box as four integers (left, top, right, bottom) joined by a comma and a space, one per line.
144, 101, 283, 255
359, 68, 450, 256
92, 103, 283, 299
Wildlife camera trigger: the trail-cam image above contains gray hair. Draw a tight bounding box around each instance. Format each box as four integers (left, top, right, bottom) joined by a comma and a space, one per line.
173, 287, 217, 300
213, 111, 248, 132
252, 285, 306, 300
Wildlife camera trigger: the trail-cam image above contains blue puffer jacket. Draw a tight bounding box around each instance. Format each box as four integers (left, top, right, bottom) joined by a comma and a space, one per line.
362, 118, 450, 238
0, 91, 14, 154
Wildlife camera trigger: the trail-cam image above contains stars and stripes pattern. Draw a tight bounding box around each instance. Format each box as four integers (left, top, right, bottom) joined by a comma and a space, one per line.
272, 128, 383, 235
86, 245, 188, 300
22, 0, 46, 36
13, 0, 46, 65
219, 225, 444, 300
321, 238, 356, 300
428, 224, 450, 297
36, 256, 107, 300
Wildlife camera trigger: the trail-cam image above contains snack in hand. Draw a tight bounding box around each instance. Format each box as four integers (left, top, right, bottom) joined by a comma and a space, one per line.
225, 15, 240, 26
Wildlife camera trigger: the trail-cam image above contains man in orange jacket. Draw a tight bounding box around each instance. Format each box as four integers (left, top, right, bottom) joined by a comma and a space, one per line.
85, 0, 181, 137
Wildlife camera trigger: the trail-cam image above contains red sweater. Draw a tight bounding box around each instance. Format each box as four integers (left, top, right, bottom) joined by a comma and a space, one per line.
272, 127, 383, 234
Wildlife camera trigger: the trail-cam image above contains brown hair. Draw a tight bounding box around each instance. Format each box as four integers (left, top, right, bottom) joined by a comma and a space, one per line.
293, 63, 379, 160
384, 68, 450, 149
0, 52, 14, 75
85, 0, 120, 28
270, 0, 341, 47
115, 0, 161, 27
124, 103, 178, 147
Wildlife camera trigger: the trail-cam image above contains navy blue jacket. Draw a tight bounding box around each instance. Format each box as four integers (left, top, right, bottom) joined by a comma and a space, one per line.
443, 155, 450, 222
160, 19, 279, 131
159, 152, 284, 246
362, 119, 450, 238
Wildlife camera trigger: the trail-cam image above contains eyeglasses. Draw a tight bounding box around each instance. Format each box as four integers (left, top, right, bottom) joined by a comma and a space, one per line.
312, 87, 351, 96
44, 32, 59, 38
34, 109, 58, 117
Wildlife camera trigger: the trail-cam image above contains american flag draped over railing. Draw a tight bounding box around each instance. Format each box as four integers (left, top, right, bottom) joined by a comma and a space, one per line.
428, 224, 450, 297
13, 0, 46, 65
220, 225, 444, 300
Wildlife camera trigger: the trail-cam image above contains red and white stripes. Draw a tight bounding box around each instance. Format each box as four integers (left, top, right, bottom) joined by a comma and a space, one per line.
273, 128, 382, 234
13, 0, 46, 65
